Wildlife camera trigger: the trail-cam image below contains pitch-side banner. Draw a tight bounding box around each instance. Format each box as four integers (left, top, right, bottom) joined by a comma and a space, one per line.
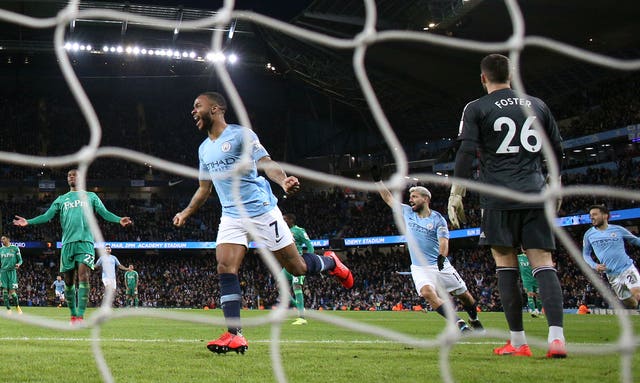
46, 207, 640, 250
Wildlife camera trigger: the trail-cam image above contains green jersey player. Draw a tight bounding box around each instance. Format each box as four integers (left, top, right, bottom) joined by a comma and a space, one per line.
14, 169, 132, 324
124, 264, 139, 307
283, 213, 314, 325
0, 235, 23, 314
517, 253, 542, 317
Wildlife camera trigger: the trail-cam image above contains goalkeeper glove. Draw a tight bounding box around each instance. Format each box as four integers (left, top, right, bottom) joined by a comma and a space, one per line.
437, 254, 446, 271
447, 184, 467, 229
371, 165, 382, 182
545, 175, 562, 213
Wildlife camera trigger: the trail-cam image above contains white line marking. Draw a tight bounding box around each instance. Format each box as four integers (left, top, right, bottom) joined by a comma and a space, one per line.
0, 336, 614, 347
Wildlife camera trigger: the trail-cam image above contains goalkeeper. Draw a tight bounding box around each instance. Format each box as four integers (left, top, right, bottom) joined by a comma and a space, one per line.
448, 54, 566, 358
374, 167, 483, 333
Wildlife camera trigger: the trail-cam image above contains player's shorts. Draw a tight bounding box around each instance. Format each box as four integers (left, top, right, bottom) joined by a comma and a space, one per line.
217, 207, 293, 251
102, 278, 117, 290
55, 290, 65, 299
608, 265, 640, 301
479, 209, 555, 250
410, 263, 468, 297
282, 268, 305, 286
60, 241, 95, 272
126, 287, 138, 296
0, 270, 18, 290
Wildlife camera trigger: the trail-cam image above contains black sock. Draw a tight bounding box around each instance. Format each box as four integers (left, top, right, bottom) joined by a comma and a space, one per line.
219, 273, 242, 334
435, 304, 462, 322
496, 267, 523, 331
463, 301, 479, 321
301, 253, 335, 275
533, 267, 564, 327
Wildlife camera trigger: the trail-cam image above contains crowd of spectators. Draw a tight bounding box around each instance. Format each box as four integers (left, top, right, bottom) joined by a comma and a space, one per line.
2, 71, 640, 181
556, 74, 640, 139
5, 154, 638, 312
2, 152, 639, 245
14, 227, 638, 313
1, 64, 640, 315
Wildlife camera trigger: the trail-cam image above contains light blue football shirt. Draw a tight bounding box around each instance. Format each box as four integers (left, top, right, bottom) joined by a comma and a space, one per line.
401, 204, 449, 267
198, 124, 278, 218
52, 280, 66, 293
583, 224, 640, 276
95, 254, 122, 280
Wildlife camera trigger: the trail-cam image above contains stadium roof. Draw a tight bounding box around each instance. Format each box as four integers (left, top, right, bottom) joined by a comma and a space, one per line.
1, 0, 639, 146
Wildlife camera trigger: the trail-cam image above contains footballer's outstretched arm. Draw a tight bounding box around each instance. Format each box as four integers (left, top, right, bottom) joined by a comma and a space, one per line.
376, 181, 397, 208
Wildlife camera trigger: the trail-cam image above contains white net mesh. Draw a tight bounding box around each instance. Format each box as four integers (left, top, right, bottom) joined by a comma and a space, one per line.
0, 0, 639, 382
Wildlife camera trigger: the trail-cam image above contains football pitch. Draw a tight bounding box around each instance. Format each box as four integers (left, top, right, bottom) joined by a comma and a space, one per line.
1, 308, 638, 383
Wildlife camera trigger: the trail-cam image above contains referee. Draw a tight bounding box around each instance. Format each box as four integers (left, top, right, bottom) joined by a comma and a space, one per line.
448, 53, 567, 358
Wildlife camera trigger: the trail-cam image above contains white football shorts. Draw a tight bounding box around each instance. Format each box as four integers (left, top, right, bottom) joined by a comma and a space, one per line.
216, 207, 293, 251
411, 263, 468, 297
608, 264, 640, 301
102, 278, 117, 291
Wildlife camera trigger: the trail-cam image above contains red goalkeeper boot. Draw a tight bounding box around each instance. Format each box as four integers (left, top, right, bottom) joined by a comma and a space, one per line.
207, 331, 248, 354
493, 340, 532, 357
546, 339, 567, 358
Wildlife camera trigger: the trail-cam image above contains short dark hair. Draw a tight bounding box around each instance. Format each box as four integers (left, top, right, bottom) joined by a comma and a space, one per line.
199, 91, 227, 111
588, 204, 609, 215
105, 244, 111, 249
480, 54, 511, 83
283, 213, 296, 224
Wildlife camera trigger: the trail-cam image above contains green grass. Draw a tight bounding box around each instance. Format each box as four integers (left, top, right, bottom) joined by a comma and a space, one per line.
0, 308, 638, 382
